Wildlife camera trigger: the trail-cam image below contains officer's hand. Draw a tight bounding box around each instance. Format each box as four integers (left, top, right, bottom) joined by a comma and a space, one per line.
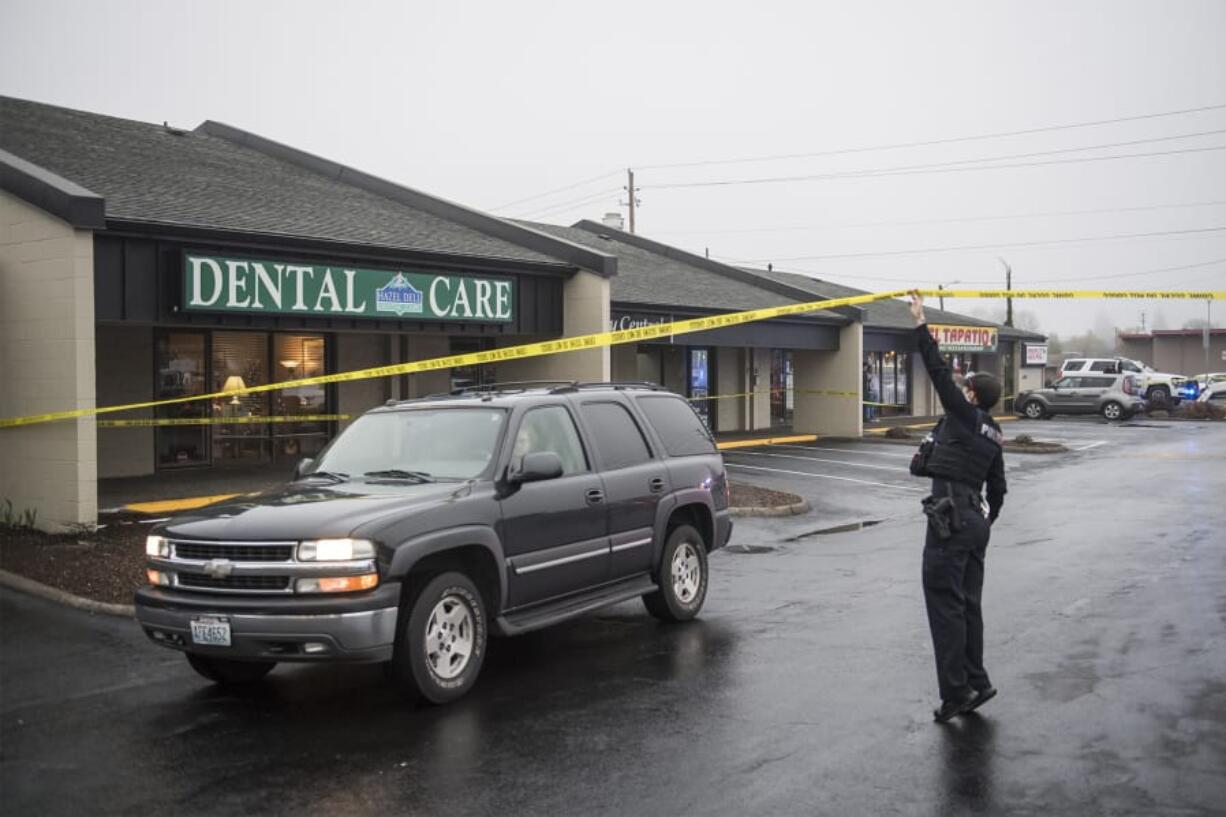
909, 291, 925, 325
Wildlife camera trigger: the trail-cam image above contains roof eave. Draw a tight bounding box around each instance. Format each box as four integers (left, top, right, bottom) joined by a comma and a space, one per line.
0, 147, 105, 229
196, 120, 618, 278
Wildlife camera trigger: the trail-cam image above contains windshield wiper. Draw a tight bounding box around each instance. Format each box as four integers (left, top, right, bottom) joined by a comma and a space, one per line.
363, 469, 435, 483
300, 470, 348, 483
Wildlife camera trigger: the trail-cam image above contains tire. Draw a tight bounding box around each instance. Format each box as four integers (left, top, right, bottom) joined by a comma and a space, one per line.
1022, 400, 1046, 420
643, 524, 709, 622
390, 571, 487, 705
186, 654, 275, 685
1147, 386, 1170, 406
1101, 400, 1124, 421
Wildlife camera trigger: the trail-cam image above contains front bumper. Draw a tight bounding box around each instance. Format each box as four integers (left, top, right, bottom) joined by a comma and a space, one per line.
135, 583, 401, 663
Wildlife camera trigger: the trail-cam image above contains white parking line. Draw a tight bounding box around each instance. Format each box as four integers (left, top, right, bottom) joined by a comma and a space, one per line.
727, 450, 907, 472
1073, 441, 1108, 451
726, 462, 924, 491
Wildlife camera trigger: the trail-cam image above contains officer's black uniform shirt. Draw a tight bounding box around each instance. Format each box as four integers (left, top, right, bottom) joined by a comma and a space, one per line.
914, 324, 1008, 522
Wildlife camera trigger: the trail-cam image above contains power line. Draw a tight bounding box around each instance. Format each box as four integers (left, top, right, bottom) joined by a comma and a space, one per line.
657, 199, 1226, 237
742, 225, 1226, 264
636, 101, 1226, 171
491, 169, 622, 212
644, 142, 1226, 191
514, 187, 623, 220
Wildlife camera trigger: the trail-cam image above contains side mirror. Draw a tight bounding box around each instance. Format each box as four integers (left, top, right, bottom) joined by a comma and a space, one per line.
509, 452, 564, 485
293, 457, 314, 480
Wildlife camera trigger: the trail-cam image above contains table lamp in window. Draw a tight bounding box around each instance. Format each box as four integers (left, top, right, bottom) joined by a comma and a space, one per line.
223, 375, 246, 406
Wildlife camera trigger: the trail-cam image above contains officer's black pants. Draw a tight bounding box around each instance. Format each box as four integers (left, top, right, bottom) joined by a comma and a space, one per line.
922, 506, 992, 702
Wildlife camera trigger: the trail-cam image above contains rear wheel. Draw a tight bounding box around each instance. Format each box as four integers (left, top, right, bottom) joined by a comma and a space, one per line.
1023, 400, 1046, 420
1101, 400, 1124, 421
390, 571, 487, 704
186, 654, 276, 685
643, 524, 708, 622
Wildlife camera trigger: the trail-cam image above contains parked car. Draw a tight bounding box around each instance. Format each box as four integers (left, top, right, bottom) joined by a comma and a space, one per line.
1016, 372, 1145, 420
135, 382, 733, 703
1198, 382, 1226, 404
1183, 372, 1226, 400
1059, 357, 1186, 406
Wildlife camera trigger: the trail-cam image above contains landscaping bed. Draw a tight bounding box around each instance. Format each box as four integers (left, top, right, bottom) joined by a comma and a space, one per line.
728, 481, 809, 516
1, 515, 148, 605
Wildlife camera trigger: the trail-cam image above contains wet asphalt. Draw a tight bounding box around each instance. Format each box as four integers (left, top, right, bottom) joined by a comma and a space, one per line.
2, 418, 1225, 816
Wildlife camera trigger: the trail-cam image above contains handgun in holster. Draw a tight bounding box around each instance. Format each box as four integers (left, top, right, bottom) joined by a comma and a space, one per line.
922, 485, 964, 540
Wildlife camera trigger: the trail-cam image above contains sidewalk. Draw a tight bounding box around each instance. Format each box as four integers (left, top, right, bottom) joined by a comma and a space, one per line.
99, 462, 294, 513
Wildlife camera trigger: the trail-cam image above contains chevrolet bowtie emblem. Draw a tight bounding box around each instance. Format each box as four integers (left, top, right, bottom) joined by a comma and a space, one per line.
203, 559, 234, 579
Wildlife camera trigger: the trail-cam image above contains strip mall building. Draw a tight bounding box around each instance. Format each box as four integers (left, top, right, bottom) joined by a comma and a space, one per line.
0, 97, 1044, 529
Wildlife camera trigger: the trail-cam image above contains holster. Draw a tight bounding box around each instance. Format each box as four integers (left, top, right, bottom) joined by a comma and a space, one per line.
922, 484, 964, 540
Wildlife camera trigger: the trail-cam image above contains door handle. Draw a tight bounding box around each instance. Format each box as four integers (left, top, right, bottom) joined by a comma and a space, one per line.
649, 477, 666, 493
586, 489, 605, 505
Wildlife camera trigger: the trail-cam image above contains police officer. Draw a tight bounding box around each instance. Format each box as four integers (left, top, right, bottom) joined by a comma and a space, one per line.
909, 292, 1007, 722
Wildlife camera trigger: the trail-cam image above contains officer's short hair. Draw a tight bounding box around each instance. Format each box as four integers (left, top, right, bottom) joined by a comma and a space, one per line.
967, 372, 1002, 410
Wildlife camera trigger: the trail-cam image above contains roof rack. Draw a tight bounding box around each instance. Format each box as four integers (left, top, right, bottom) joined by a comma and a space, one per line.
450, 380, 578, 395
548, 381, 668, 394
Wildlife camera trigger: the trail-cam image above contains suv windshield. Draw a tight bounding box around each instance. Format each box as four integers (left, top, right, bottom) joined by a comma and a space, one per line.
309, 408, 507, 481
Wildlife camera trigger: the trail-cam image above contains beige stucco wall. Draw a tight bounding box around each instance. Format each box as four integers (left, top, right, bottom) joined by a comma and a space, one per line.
96, 324, 154, 478
497, 271, 611, 383
0, 190, 97, 529
750, 348, 772, 430
793, 322, 863, 437
404, 334, 451, 398
716, 347, 745, 432
336, 333, 389, 429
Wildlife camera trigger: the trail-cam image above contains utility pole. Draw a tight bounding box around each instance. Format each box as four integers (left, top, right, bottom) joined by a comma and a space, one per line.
1206, 299, 1212, 377
999, 257, 1013, 327
938, 283, 945, 312
625, 168, 638, 234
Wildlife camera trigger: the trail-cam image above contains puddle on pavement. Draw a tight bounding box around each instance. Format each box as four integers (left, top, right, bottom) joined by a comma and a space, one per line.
725, 544, 779, 554
786, 520, 882, 542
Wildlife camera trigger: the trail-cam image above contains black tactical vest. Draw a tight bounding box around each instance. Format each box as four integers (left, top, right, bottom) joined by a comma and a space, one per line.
926, 409, 1004, 488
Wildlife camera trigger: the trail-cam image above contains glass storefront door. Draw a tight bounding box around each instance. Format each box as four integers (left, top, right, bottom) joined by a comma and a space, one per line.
770, 349, 794, 427
212, 332, 270, 464
156, 333, 210, 468
688, 348, 713, 431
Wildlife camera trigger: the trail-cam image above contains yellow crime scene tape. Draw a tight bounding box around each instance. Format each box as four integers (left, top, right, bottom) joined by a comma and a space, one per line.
95, 414, 351, 429
2, 288, 1222, 430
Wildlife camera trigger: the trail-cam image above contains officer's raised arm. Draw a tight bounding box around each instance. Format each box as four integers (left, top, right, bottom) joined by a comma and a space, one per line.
909, 292, 977, 426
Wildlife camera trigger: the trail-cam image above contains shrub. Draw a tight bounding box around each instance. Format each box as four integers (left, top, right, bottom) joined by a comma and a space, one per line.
1, 499, 38, 530
884, 426, 912, 439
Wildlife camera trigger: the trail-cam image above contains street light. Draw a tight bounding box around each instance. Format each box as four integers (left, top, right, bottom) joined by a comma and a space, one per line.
936, 280, 960, 312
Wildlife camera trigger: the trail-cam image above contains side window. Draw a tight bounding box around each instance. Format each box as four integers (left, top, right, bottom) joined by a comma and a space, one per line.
636, 395, 717, 457
1055, 377, 1075, 388
1064, 360, 1086, 372
579, 402, 652, 470
1086, 377, 1113, 388
512, 406, 588, 475
1120, 361, 1142, 373
1089, 361, 1115, 372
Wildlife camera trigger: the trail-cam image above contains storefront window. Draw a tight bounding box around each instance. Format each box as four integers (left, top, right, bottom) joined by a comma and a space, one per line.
450, 337, 495, 391
273, 334, 329, 459
688, 348, 712, 431
212, 332, 270, 463
864, 351, 912, 418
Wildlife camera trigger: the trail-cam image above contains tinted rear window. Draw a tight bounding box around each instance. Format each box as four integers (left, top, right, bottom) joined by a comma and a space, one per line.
579, 402, 652, 469
1064, 360, 1086, 371
636, 396, 717, 457
1089, 361, 1116, 372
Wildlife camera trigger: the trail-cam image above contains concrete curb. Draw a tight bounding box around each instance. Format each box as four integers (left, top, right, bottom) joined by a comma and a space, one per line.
846, 435, 1068, 455
730, 500, 811, 518
0, 569, 135, 618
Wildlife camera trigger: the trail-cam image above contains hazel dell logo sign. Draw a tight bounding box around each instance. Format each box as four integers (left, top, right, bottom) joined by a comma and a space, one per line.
183, 255, 514, 322
927, 324, 998, 353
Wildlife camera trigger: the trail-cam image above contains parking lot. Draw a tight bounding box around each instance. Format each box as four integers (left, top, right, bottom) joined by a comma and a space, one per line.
3, 417, 1225, 816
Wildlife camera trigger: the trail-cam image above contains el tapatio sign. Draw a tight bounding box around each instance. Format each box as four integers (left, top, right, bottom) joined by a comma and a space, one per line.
182, 254, 515, 323
927, 324, 998, 353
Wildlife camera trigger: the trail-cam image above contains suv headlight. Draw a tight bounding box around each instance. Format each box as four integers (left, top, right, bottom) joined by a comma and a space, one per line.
146, 535, 169, 557
297, 538, 376, 561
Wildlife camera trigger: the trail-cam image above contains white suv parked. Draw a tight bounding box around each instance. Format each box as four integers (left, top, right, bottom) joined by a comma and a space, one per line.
1059, 357, 1186, 406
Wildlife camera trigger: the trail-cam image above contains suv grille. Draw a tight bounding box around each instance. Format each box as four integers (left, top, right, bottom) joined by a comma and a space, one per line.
177, 573, 292, 592
173, 542, 294, 562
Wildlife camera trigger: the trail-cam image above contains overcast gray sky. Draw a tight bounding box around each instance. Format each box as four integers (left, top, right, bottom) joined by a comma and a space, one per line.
3, 0, 1224, 336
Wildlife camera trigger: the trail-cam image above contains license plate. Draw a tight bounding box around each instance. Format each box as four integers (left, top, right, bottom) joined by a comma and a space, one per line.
190, 616, 231, 647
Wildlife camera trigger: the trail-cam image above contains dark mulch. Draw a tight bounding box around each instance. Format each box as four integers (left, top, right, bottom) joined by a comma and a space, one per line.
0, 515, 149, 605
729, 481, 803, 509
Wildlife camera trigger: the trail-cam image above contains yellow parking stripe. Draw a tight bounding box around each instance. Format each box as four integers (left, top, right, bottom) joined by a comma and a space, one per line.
123, 494, 240, 514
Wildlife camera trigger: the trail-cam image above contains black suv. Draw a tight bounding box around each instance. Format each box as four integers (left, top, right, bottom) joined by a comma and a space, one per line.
135, 382, 732, 703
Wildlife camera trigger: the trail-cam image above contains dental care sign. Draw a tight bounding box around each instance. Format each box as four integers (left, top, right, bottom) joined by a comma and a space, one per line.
182, 254, 515, 322
927, 324, 998, 353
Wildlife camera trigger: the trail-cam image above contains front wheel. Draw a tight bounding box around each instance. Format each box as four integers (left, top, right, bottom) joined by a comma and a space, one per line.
390, 571, 487, 705
1023, 400, 1045, 420
643, 524, 709, 622
1147, 386, 1170, 406
1102, 400, 1124, 421
186, 654, 276, 685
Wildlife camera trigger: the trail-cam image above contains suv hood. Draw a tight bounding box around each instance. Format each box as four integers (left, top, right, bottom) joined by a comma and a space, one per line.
156, 480, 470, 542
